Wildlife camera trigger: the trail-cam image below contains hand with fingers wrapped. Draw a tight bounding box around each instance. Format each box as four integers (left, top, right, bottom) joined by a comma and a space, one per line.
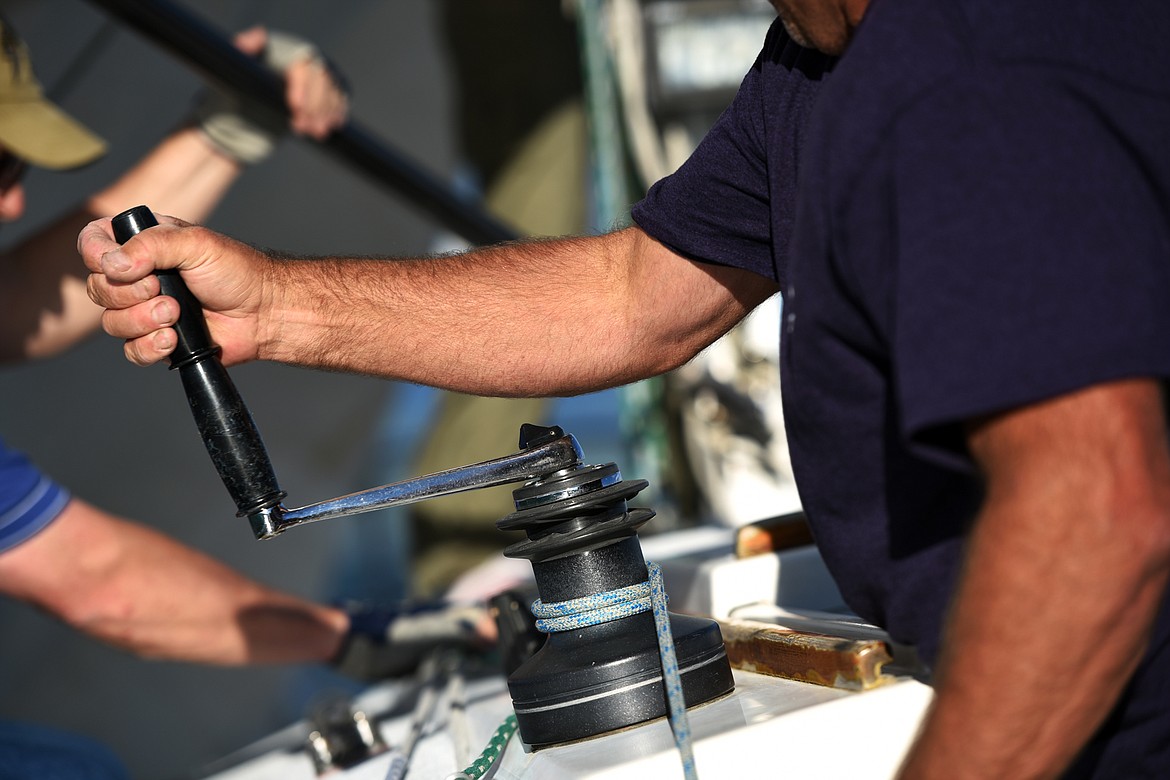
194, 26, 350, 165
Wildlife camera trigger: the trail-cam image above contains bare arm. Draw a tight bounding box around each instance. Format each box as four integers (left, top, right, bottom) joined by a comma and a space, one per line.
0, 497, 348, 665
0, 28, 347, 363
0, 128, 243, 362
82, 221, 779, 397
899, 378, 1170, 778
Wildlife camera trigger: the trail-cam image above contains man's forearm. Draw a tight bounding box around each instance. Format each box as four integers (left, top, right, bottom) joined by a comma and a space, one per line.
86, 126, 243, 224
260, 227, 777, 397
899, 379, 1170, 778
0, 233, 95, 362
0, 128, 242, 362
0, 498, 347, 665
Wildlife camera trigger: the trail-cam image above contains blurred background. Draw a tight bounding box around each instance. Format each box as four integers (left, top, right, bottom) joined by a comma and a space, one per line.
0, 1, 784, 776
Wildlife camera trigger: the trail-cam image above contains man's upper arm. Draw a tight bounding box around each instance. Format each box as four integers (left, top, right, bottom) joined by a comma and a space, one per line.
968, 378, 1170, 545
625, 228, 779, 373
900, 377, 1170, 780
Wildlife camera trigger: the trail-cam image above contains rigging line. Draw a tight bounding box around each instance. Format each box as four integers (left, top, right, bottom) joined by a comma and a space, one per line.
385, 650, 448, 780
445, 664, 473, 769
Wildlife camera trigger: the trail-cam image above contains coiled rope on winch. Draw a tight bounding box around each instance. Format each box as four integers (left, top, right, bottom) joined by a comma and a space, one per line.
448, 562, 698, 780
532, 561, 697, 780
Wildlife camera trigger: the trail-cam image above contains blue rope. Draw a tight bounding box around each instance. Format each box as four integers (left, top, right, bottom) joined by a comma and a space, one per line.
531, 562, 698, 780
530, 578, 653, 632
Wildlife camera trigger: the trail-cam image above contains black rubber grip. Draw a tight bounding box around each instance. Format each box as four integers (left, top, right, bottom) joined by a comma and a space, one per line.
111, 205, 286, 516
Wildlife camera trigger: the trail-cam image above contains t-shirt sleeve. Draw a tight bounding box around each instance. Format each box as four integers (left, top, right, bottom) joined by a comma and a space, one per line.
888, 72, 1170, 458
0, 438, 70, 553
631, 21, 829, 285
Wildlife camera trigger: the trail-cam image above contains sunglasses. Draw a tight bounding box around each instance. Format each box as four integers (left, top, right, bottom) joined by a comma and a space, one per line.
0, 150, 27, 191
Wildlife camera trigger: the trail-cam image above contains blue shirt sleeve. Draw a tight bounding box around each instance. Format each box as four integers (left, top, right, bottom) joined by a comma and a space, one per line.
0, 437, 70, 553
631, 20, 832, 287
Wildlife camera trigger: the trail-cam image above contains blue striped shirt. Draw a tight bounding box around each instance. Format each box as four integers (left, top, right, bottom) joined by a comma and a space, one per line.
0, 438, 69, 552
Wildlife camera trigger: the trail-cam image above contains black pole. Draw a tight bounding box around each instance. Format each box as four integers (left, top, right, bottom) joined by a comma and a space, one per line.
87, 0, 519, 246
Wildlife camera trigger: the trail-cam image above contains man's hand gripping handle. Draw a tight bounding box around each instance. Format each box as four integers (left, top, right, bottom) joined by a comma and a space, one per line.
112, 205, 286, 521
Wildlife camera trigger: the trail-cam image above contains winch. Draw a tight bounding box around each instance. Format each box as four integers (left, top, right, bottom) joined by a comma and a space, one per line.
112, 205, 734, 748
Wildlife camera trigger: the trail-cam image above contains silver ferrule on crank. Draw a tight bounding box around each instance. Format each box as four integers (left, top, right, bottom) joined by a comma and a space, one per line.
247, 432, 584, 539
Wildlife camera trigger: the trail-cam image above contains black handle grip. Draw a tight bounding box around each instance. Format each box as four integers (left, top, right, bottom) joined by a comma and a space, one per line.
112, 205, 286, 517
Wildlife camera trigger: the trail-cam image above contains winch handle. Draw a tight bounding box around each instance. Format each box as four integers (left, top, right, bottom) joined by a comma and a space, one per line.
111, 205, 286, 518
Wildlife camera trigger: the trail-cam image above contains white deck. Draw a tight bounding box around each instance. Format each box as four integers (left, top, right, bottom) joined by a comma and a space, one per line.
202, 534, 933, 780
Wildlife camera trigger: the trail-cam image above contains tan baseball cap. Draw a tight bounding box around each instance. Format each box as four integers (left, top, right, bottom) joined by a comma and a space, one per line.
0, 16, 106, 169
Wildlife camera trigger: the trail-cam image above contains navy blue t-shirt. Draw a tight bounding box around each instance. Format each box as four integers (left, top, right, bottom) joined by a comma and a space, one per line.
634, 0, 1170, 774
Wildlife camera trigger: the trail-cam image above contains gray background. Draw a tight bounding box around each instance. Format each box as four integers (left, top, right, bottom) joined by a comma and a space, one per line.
0, 1, 524, 776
